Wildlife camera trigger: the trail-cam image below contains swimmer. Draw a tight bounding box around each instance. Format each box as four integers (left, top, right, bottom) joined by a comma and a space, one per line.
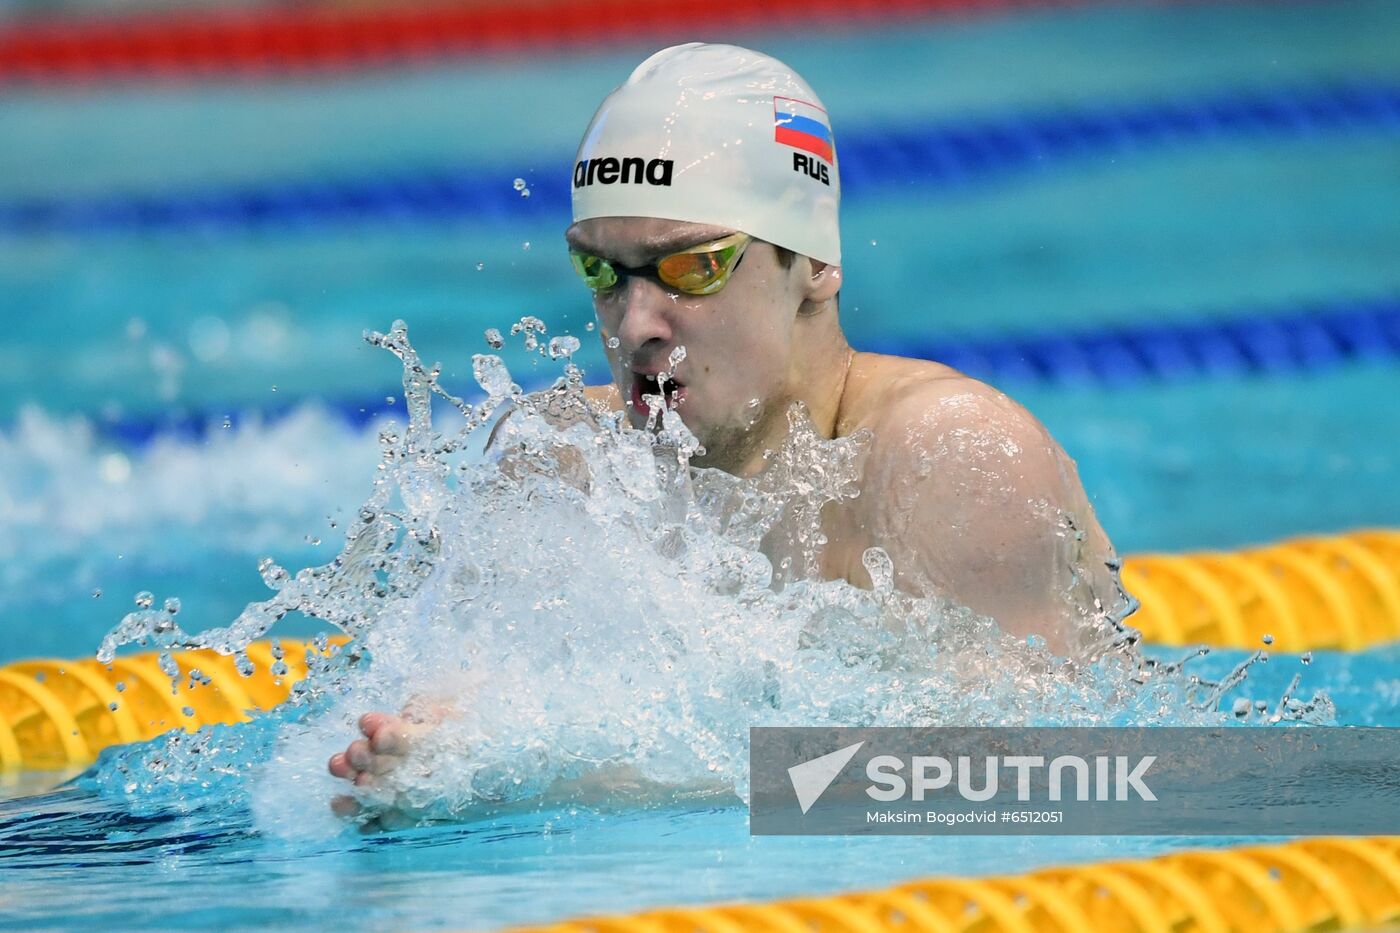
330, 43, 1126, 801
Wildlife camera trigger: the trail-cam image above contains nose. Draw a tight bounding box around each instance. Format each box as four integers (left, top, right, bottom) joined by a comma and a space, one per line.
613, 276, 676, 362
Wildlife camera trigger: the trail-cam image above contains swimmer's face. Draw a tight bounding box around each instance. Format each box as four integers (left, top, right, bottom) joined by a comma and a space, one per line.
565, 216, 814, 469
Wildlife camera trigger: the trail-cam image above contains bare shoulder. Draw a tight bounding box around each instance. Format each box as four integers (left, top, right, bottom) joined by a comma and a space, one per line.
831, 353, 1118, 644
841, 352, 1061, 474
836, 351, 1090, 550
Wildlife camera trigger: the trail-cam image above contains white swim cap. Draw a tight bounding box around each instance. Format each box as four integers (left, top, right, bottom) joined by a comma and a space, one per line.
571, 43, 841, 266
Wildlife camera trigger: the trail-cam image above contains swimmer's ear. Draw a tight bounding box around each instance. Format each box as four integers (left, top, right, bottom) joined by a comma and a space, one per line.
803, 260, 842, 303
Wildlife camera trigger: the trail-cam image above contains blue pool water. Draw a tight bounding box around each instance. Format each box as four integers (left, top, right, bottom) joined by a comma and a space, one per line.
1, 646, 1397, 931
0, 793, 1323, 930
1, 0, 1399, 929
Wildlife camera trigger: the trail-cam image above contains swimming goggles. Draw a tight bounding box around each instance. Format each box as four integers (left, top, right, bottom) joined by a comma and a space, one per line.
569, 232, 753, 297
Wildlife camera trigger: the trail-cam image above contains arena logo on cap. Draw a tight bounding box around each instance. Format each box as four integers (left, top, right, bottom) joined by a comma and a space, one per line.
574, 156, 675, 189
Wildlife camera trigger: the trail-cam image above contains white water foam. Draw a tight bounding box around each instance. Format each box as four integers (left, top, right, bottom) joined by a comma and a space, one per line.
81, 320, 1330, 837
0, 404, 382, 558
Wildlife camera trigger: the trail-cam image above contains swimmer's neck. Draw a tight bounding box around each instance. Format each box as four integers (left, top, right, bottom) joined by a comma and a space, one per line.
806, 329, 858, 442
721, 313, 856, 479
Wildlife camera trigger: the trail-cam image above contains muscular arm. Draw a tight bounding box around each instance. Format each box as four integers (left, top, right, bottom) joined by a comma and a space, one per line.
856, 381, 1124, 651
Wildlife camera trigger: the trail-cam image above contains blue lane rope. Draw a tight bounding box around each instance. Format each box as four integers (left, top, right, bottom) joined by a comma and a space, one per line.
2, 82, 1398, 236
870, 294, 1400, 387
97, 396, 404, 448
70, 294, 1400, 447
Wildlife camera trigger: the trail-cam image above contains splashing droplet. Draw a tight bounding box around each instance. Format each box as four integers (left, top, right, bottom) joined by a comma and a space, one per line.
548, 336, 580, 360
134, 591, 154, 609
473, 354, 517, 400
510, 316, 546, 352
862, 547, 894, 594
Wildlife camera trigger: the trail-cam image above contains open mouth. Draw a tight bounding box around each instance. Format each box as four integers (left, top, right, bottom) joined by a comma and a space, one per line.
630, 372, 686, 417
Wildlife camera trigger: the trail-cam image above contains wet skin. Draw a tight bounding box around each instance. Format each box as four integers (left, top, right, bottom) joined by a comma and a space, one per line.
329, 217, 1123, 807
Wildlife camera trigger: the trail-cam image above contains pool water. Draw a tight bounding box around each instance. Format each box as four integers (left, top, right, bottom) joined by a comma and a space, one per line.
0, 644, 1395, 932
1, 0, 1399, 930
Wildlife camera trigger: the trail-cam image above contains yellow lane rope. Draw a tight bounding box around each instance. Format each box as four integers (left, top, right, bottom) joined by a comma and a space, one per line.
0, 638, 344, 772
1122, 528, 1400, 651
502, 836, 1400, 933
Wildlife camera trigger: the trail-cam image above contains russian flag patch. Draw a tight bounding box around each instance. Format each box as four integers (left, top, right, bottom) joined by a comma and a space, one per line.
774, 96, 834, 164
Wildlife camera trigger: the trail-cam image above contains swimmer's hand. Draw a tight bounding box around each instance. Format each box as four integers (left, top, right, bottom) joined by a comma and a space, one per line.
327, 711, 423, 791
328, 704, 451, 829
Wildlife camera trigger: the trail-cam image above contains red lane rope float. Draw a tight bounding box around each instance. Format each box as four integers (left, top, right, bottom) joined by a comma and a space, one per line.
1, 0, 1222, 85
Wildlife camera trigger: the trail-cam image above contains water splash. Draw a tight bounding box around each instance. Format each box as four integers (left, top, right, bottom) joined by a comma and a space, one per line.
87, 319, 1329, 833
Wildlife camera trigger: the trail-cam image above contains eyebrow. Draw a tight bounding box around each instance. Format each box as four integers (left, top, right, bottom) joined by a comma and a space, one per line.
567, 229, 733, 263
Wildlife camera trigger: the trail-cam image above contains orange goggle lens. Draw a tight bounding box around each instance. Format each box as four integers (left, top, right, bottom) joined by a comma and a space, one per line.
656, 249, 729, 294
